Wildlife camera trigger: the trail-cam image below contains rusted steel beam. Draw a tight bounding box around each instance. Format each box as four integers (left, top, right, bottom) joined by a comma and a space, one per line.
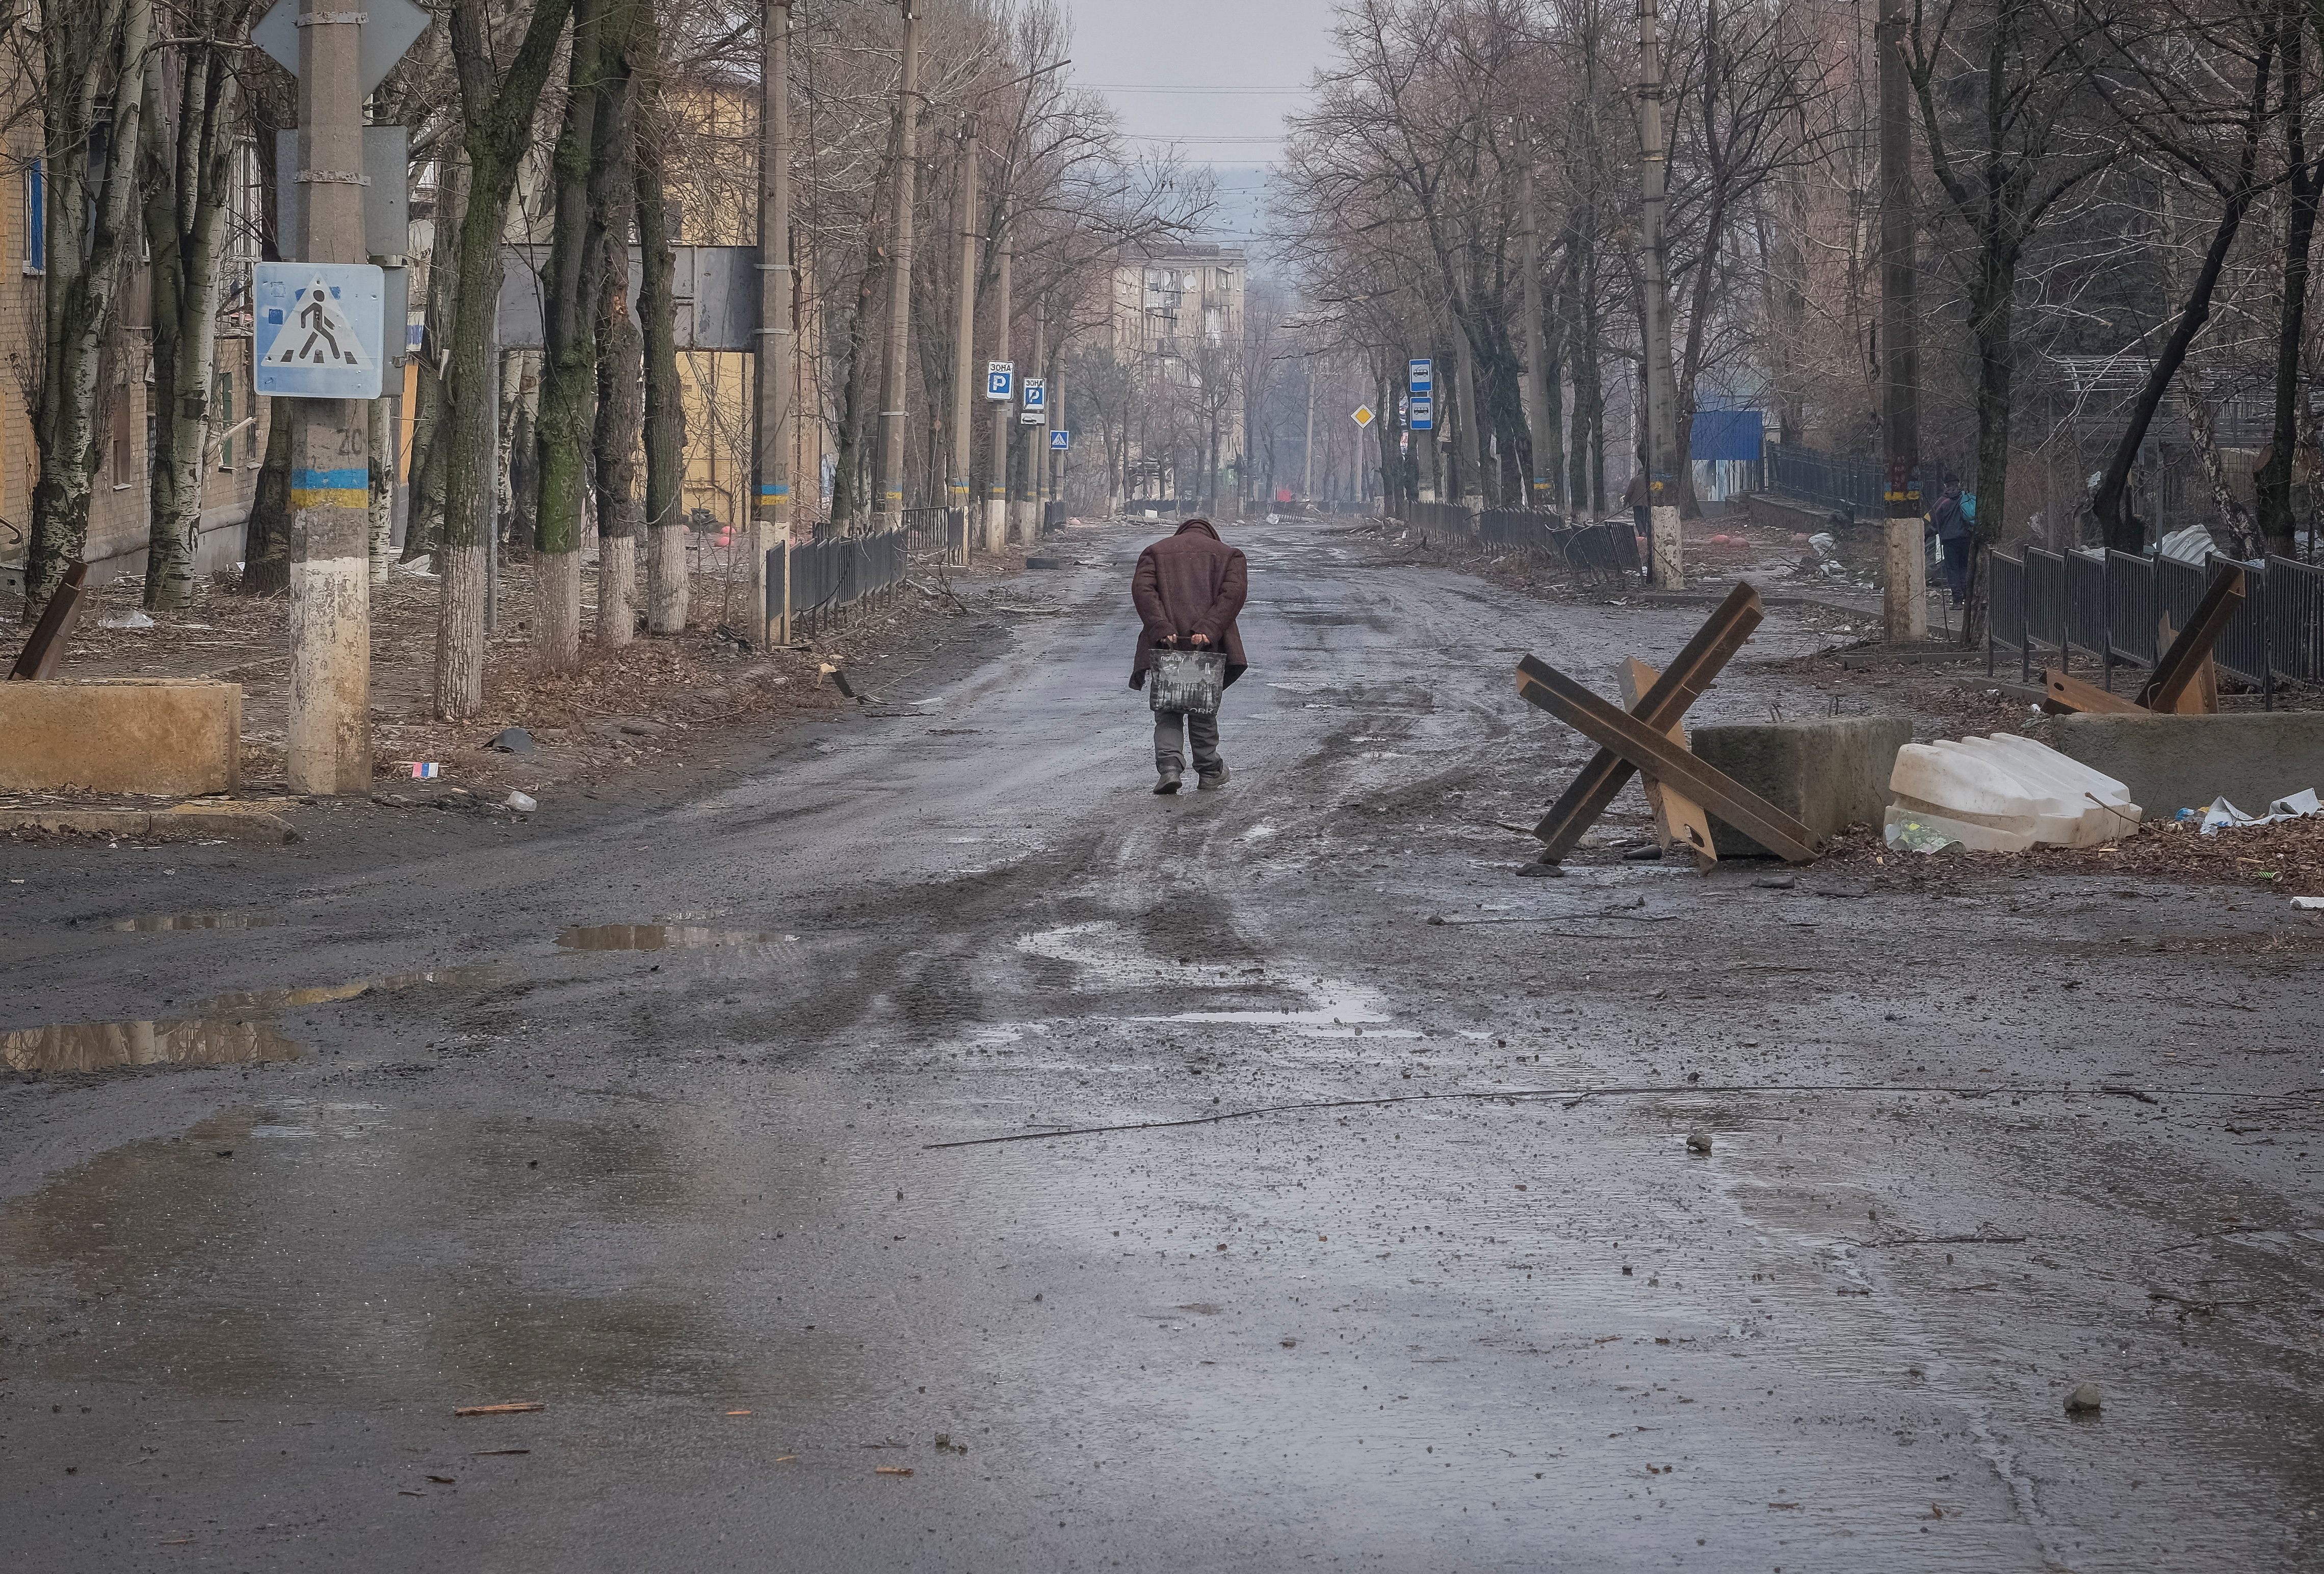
1516, 654, 1820, 863
8, 563, 89, 681
1528, 582, 1763, 860
2043, 668, 2145, 716
2137, 563, 2243, 714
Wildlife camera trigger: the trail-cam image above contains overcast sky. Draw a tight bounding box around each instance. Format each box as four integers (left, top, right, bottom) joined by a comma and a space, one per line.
1061, 0, 1342, 256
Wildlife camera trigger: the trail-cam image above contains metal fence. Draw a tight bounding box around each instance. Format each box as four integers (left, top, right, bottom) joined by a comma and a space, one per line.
901, 506, 968, 566
1986, 546, 2324, 704
1476, 507, 1642, 585
772, 528, 909, 637
1765, 443, 1941, 519
1403, 500, 1480, 542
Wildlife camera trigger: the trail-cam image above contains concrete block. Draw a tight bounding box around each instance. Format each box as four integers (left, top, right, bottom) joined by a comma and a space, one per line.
1691, 715, 1914, 857
2032, 711, 2324, 819
0, 678, 242, 796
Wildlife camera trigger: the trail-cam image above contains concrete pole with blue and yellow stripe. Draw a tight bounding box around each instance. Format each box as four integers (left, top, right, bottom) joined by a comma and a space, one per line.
285, 0, 373, 795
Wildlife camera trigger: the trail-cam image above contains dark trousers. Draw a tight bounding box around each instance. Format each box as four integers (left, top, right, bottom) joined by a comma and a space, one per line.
1633, 504, 1652, 582
1154, 708, 1222, 774
1941, 537, 1972, 605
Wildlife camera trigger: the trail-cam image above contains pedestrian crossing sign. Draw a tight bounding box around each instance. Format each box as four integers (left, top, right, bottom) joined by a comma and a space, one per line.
253, 263, 385, 399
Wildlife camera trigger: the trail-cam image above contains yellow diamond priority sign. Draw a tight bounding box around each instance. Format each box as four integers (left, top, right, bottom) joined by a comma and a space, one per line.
1352, 404, 1375, 428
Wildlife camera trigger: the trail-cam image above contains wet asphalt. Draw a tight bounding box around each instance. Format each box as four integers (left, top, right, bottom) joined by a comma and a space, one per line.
3, 518, 2320, 1572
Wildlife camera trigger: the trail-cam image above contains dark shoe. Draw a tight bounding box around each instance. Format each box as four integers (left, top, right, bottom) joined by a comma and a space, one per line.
1196, 764, 1231, 791
1155, 766, 1183, 795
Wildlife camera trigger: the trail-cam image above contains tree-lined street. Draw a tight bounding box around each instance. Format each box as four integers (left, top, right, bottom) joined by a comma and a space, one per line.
6, 519, 2316, 1568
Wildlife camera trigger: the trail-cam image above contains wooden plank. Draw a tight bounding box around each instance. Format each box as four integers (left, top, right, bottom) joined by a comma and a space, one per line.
1516, 655, 1820, 862
1618, 658, 1716, 868
8, 562, 89, 681
1529, 582, 1763, 859
2137, 563, 2243, 713
2043, 668, 2145, 716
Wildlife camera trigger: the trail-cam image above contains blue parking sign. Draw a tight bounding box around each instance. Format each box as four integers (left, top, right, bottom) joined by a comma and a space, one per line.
985, 361, 1013, 402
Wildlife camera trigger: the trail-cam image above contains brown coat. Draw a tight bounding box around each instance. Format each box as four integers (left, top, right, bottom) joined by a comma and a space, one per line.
1129, 519, 1248, 689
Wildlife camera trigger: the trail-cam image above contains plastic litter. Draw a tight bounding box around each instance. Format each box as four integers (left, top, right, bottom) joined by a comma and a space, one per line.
96, 610, 155, 629
504, 791, 537, 813
1808, 532, 1837, 558
398, 762, 442, 780
2291, 896, 2324, 910
1886, 733, 2141, 852
2196, 788, 2321, 835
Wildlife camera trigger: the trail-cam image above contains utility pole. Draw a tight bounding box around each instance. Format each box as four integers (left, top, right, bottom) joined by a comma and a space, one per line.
1015, 299, 1044, 541
285, 0, 371, 795
949, 121, 977, 549
1303, 364, 1315, 501
1520, 160, 1562, 514
872, 1, 921, 534
756, 0, 795, 644
985, 224, 1011, 550
1636, 0, 1683, 588
1877, 0, 1927, 641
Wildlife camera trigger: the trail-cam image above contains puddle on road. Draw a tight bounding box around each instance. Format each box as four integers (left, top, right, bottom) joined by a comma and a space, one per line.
195, 964, 508, 1014
2, 1018, 303, 1073
557, 924, 797, 952
109, 912, 277, 932
2, 1101, 857, 1406
1017, 922, 1415, 1037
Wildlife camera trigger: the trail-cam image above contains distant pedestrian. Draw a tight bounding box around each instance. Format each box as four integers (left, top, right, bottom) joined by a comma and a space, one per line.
1927, 478, 1972, 606
1130, 518, 1248, 794
1623, 459, 1652, 583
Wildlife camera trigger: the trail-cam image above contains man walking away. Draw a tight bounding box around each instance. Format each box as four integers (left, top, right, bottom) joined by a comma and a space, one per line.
1928, 479, 1972, 606
1130, 517, 1248, 794
1623, 458, 1651, 584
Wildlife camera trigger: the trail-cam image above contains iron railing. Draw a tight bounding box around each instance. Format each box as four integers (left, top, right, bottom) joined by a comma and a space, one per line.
1765, 443, 1940, 519
772, 528, 909, 637
1986, 546, 2324, 705
1474, 506, 1642, 586
1404, 500, 1480, 542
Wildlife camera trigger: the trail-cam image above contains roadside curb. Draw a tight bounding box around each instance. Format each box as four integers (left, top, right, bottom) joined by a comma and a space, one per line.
1, 804, 302, 843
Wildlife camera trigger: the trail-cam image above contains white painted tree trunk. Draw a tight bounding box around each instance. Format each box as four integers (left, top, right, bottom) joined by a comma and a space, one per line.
597, 533, 635, 647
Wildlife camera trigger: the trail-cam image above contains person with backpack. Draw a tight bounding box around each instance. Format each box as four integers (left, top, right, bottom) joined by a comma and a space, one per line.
1927, 479, 1972, 606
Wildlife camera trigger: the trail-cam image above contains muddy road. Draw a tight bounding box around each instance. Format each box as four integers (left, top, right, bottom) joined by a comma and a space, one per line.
4, 518, 2318, 1571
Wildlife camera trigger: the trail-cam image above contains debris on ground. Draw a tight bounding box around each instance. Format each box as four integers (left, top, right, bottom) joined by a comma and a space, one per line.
454, 1402, 546, 1417
2195, 788, 2320, 834
2064, 1382, 2103, 1413
1886, 733, 2140, 853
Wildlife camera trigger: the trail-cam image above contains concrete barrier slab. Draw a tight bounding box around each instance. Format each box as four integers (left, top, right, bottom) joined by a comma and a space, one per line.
0, 678, 242, 796
1691, 715, 1914, 857
2031, 711, 2324, 820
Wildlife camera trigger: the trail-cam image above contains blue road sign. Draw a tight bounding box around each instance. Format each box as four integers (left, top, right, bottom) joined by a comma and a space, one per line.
1051, 429, 1070, 451
1410, 395, 1434, 432
253, 263, 384, 400
985, 361, 1014, 401
1023, 378, 1046, 411
1408, 357, 1433, 392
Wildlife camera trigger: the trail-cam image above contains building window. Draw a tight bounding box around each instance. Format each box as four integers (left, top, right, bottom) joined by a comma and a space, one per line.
23, 157, 42, 273
215, 371, 234, 470
1215, 268, 1232, 291
109, 396, 130, 488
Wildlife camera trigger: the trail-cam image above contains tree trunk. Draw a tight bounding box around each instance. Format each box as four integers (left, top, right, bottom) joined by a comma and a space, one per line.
593, 0, 644, 650
532, 0, 612, 672
829, 233, 882, 531
441, 0, 576, 718
2092, 43, 2276, 552
140, 34, 238, 610
406, 154, 467, 561
2259, 8, 2316, 558
243, 406, 295, 593
635, 16, 687, 634
26, 0, 153, 613
1964, 279, 2014, 646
